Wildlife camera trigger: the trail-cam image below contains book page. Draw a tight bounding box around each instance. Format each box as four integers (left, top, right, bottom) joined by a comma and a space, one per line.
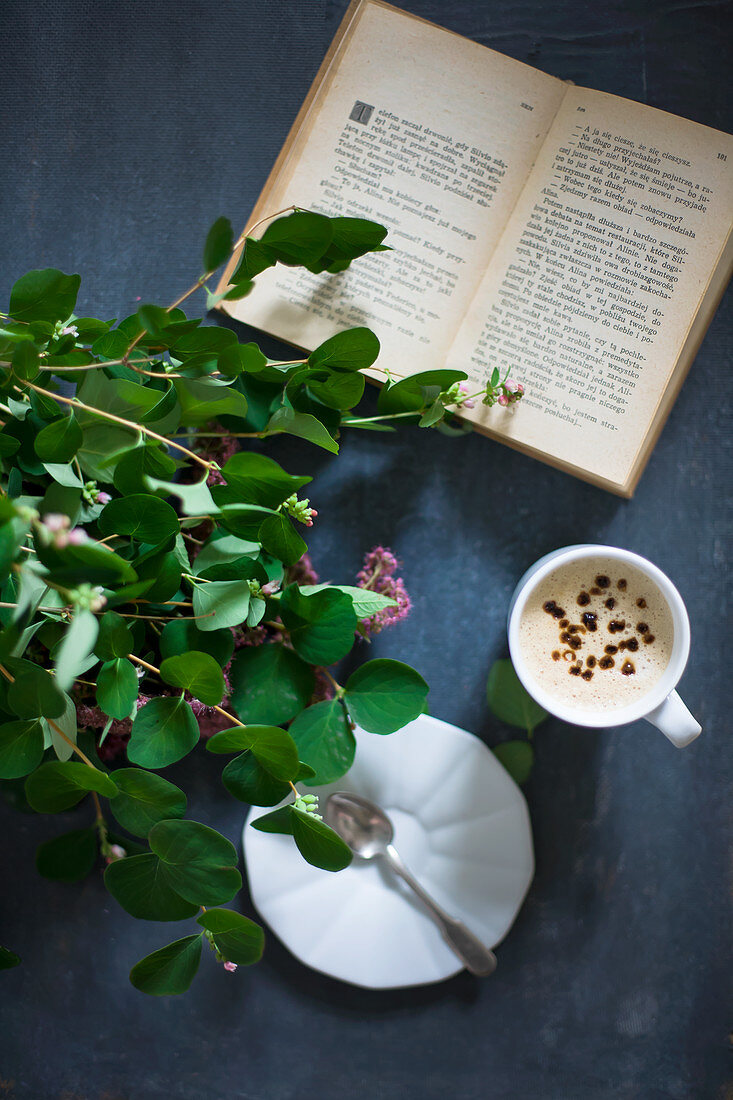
222, 0, 565, 367
448, 87, 733, 491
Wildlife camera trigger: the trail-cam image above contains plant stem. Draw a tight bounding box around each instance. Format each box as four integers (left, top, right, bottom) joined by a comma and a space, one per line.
234, 204, 297, 249
322, 668, 343, 695
16, 379, 215, 471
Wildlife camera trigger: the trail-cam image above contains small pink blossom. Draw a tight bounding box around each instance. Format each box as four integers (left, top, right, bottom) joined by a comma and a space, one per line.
43, 513, 69, 533
287, 552, 320, 587
223, 961, 238, 972
61, 324, 79, 338
498, 393, 509, 407
66, 528, 89, 546
356, 546, 411, 636
96, 491, 112, 505
458, 383, 476, 409
105, 844, 126, 864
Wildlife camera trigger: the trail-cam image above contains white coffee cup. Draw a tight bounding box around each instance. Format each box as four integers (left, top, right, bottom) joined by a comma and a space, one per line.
507, 544, 701, 748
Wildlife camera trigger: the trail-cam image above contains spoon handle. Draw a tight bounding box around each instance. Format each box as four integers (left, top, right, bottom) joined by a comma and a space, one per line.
384, 844, 497, 977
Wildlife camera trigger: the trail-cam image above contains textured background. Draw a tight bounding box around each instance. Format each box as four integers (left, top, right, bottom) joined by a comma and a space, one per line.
1, 1, 731, 1098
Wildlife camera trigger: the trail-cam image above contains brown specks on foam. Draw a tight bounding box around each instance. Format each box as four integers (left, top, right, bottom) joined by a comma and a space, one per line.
519, 556, 673, 711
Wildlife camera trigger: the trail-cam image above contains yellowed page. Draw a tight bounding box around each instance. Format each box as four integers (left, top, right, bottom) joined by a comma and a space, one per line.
224, 0, 565, 366
449, 86, 733, 489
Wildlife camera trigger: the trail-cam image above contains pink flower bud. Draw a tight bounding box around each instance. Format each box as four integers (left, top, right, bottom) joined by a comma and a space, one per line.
43, 513, 70, 532
66, 528, 89, 545
515, 383, 524, 394
223, 961, 238, 972
498, 394, 509, 407
97, 491, 112, 505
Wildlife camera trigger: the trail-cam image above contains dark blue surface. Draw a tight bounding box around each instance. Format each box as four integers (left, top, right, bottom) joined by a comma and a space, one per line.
1, 2, 731, 1098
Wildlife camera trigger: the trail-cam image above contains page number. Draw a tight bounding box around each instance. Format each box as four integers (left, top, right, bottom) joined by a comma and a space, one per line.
717, 152, 727, 161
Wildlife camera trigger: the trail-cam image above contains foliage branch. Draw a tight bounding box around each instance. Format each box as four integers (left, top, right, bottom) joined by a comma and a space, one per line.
0, 206, 523, 994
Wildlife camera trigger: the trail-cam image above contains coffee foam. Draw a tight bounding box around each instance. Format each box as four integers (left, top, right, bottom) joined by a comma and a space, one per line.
518, 556, 674, 712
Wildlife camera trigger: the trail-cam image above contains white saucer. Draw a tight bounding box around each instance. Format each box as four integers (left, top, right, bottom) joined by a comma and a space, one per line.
243, 714, 534, 989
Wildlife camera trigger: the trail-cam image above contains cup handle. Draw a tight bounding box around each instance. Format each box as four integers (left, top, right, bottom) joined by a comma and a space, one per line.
645, 690, 701, 748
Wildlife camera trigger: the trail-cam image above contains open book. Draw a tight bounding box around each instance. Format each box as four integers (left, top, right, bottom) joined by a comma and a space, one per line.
216, 0, 733, 496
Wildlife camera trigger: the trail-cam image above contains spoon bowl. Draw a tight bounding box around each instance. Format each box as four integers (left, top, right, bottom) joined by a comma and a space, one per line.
325, 790, 497, 977
325, 791, 394, 858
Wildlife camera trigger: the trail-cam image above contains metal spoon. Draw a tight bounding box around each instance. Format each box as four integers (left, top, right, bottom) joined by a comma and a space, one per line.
325, 791, 497, 977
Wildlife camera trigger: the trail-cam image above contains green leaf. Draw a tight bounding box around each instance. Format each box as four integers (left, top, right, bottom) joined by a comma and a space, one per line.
127, 696, 200, 769
36, 827, 97, 882
231, 236, 274, 282
34, 414, 83, 463
418, 399, 446, 428
0, 719, 44, 778
203, 216, 234, 271
96, 658, 138, 720
24, 760, 117, 813
98, 493, 179, 544
191, 579, 250, 632
95, 610, 133, 660
34, 535, 137, 589
160, 651, 225, 707
55, 608, 99, 692
113, 444, 177, 495
291, 809, 352, 872
217, 342, 267, 377
486, 659, 549, 734
42, 691, 78, 763
299, 583, 396, 620
344, 658, 428, 735
9, 269, 81, 324
109, 768, 187, 837
0, 434, 20, 458
279, 585, 357, 666
258, 513, 307, 567
217, 502, 274, 541
206, 724, 298, 781
159, 618, 234, 667
136, 303, 173, 338
250, 805, 295, 834
288, 699, 355, 786
308, 327, 380, 371
307, 370, 365, 410
149, 819, 241, 906
5, 656, 66, 719
130, 935, 203, 996
0, 946, 21, 969
260, 210, 332, 266
308, 217, 389, 273
266, 407, 338, 454
104, 852, 198, 921
190, 532, 259, 574
91, 329, 129, 358
145, 473, 217, 516
221, 750, 292, 807
196, 908, 264, 965
220, 452, 310, 510
173, 377, 248, 425
493, 740, 535, 785
11, 340, 40, 381
229, 643, 314, 726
